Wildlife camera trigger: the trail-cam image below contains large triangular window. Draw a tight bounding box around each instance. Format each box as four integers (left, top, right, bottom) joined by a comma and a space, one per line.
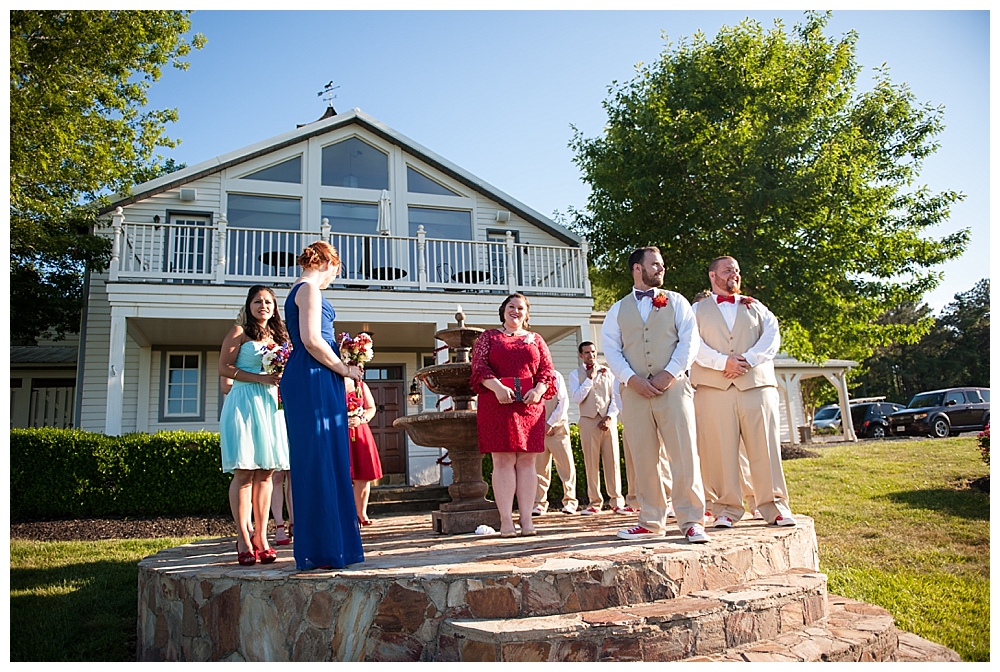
240, 157, 302, 184
321, 137, 388, 190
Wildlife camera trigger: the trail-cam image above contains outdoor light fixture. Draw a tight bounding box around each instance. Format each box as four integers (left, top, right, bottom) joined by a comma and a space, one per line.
495, 210, 510, 223
408, 379, 422, 407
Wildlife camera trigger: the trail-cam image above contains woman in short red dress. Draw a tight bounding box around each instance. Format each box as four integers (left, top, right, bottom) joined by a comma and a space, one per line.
347, 379, 383, 526
470, 293, 556, 538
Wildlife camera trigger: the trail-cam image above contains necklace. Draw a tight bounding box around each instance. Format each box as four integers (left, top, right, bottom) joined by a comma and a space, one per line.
500, 326, 524, 337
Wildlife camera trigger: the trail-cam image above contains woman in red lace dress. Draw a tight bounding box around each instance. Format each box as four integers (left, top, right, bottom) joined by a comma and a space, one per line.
347, 379, 383, 526
470, 293, 556, 537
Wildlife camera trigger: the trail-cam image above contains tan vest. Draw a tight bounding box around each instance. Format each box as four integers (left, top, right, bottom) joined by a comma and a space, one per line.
544, 386, 569, 434
690, 298, 777, 390
577, 363, 614, 418
616, 291, 680, 379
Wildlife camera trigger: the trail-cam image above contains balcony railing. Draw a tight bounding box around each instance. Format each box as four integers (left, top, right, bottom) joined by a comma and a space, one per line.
105, 208, 591, 296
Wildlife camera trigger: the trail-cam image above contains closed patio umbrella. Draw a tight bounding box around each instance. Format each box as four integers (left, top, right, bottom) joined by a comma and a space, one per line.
377, 190, 391, 235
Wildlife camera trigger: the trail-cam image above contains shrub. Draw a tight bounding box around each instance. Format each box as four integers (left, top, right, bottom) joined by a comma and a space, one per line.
11, 428, 231, 520
977, 424, 989, 466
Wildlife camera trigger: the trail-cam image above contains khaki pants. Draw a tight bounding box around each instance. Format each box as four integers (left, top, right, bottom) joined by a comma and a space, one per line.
622, 430, 671, 510
695, 385, 791, 524
534, 428, 577, 512
578, 415, 623, 510
620, 376, 705, 533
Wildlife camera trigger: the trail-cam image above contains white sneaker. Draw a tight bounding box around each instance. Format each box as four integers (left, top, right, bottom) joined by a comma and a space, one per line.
685, 524, 711, 543
753, 510, 764, 520
616, 525, 665, 540
713, 515, 734, 528
665, 502, 676, 518
580, 505, 602, 516
531, 505, 546, 517
774, 514, 797, 527
561, 506, 578, 515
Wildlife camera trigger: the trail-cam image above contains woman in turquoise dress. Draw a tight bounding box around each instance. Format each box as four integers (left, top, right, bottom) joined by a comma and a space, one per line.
219, 285, 291, 566
280, 241, 365, 570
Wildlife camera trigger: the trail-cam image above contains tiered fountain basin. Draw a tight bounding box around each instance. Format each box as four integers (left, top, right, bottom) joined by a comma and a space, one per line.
136, 513, 822, 661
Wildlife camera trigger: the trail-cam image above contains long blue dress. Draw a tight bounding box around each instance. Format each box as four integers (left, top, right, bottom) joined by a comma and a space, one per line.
219, 341, 290, 472
280, 283, 364, 569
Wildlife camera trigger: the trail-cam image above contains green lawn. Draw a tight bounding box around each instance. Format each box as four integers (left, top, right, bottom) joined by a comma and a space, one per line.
784, 436, 990, 662
10, 437, 989, 661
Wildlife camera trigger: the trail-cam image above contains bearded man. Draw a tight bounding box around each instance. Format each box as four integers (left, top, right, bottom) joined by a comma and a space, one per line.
600, 246, 709, 543
691, 256, 796, 528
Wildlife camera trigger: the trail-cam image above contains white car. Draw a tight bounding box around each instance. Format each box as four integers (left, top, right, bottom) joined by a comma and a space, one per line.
812, 405, 841, 431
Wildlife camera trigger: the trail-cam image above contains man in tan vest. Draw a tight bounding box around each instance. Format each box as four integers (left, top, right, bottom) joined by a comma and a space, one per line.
601, 246, 709, 543
533, 370, 578, 515
569, 342, 627, 515
691, 256, 795, 528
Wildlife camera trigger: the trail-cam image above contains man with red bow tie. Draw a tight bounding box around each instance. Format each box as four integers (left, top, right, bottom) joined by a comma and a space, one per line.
601, 246, 709, 543
569, 341, 625, 515
691, 256, 796, 529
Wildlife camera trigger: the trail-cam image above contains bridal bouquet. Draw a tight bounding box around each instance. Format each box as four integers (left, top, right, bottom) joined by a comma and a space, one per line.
261, 342, 292, 374
338, 332, 374, 368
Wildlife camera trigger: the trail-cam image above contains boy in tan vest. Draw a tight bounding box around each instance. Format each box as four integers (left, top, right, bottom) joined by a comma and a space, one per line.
601, 246, 709, 543
533, 370, 578, 515
569, 341, 627, 515
691, 256, 795, 528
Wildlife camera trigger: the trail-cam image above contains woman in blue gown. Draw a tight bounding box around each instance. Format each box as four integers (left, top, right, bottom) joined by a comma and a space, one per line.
280, 241, 365, 570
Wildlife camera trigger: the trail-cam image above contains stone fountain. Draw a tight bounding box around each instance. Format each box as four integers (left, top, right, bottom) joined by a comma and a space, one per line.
393, 307, 501, 534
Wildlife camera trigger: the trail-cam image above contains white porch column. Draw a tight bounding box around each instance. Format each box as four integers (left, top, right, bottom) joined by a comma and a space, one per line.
505, 230, 517, 294
416, 225, 428, 290
109, 207, 124, 282
135, 346, 152, 433
214, 213, 227, 284
824, 371, 857, 442
105, 307, 127, 436
580, 239, 592, 297
776, 372, 798, 445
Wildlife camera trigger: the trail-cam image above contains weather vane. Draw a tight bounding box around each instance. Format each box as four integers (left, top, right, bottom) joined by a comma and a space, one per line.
317, 81, 340, 107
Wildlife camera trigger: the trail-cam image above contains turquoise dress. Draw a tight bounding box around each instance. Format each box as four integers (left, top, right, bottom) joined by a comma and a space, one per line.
280, 283, 364, 570
219, 341, 290, 473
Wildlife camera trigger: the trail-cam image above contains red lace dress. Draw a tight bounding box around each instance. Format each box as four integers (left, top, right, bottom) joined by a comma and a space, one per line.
347, 383, 383, 482
470, 329, 557, 454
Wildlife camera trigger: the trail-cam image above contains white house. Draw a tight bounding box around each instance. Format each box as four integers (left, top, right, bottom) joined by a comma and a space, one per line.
71, 107, 595, 485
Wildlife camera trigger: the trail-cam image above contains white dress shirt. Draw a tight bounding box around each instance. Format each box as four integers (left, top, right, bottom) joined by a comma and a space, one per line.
693, 293, 781, 370
600, 287, 699, 385
545, 370, 570, 428
568, 366, 620, 417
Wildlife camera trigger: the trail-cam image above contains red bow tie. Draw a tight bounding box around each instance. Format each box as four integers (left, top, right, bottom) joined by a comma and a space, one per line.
716, 295, 736, 304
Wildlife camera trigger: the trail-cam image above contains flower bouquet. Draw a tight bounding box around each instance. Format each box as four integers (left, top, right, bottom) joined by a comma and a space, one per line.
338, 332, 374, 369
260, 342, 291, 408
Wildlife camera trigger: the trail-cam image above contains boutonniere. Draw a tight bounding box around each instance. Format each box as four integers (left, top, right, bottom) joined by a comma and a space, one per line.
739, 296, 755, 307
524, 332, 536, 345
652, 293, 668, 310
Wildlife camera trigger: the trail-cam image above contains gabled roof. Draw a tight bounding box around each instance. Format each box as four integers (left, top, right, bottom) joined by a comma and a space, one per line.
103, 108, 582, 246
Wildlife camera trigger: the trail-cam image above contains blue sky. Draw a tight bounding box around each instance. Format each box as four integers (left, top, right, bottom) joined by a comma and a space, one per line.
143, 7, 990, 312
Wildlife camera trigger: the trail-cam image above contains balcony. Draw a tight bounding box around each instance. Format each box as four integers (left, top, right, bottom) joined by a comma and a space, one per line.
104, 209, 591, 296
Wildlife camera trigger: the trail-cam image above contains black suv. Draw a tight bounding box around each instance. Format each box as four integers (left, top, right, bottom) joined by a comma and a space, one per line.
888, 387, 991, 438
850, 402, 906, 439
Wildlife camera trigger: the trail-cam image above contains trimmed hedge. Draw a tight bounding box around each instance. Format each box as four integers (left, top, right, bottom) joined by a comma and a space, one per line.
11, 428, 231, 520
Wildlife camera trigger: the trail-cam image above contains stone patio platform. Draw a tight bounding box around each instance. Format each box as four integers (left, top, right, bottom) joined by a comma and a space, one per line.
136, 511, 957, 662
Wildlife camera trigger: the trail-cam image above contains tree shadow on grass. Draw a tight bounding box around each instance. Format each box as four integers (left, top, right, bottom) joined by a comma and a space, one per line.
880, 487, 990, 521
10, 559, 140, 662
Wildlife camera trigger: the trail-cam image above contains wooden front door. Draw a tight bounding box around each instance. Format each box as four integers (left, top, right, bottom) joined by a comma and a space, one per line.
363, 367, 406, 476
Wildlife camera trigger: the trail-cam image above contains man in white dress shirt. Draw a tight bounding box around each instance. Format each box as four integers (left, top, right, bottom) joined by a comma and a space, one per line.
601, 246, 709, 543
532, 370, 578, 515
691, 256, 795, 528
569, 342, 627, 515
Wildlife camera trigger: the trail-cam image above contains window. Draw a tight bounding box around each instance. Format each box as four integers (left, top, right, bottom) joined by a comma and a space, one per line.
163, 353, 203, 419
364, 366, 404, 381
321, 137, 388, 190
965, 390, 983, 403
227, 194, 301, 231
321, 201, 379, 236
166, 214, 212, 278
407, 166, 460, 196
945, 391, 965, 406
408, 207, 472, 240
240, 157, 302, 184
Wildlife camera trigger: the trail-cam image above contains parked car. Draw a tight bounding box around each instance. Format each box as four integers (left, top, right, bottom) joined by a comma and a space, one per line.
811, 405, 841, 431
888, 387, 991, 438
850, 401, 906, 439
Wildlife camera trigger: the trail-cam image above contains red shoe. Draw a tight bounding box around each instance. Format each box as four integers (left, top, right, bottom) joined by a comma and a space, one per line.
256, 544, 278, 564
236, 543, 256, 566
358, 516, 374, 527
274, 523, 291, 546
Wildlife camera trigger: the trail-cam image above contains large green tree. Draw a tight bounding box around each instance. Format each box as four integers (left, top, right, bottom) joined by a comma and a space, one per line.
570, 11, 967, 362
10, 10, 205, 344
